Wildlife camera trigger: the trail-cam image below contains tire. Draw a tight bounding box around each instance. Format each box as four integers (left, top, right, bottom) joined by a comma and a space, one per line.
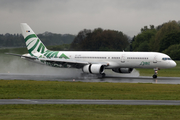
101, 73, 106, 78
153, 75, 157, 78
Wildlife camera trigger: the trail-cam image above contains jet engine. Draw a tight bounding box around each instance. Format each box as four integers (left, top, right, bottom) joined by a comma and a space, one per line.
82, 64, 104, 74
112, 68, 133, 73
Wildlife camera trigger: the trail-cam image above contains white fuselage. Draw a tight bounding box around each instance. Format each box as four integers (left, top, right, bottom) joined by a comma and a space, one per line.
23, 51, 176, 69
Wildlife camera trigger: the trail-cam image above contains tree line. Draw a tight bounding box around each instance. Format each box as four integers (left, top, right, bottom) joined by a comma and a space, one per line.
0, 32, 75, 48
131, 20, 180, 60
70, 28, 130, 51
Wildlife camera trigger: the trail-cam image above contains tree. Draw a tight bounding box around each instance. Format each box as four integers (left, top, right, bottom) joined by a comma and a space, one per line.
0, 32, 75, 48
150, 20, 180, 51
132, 28, 156, 51
70, 29, 91, 50
70, 28, 130, 51
150, 25, 155, 29
137, 41, 149, 51
163, 44, 180, 60
159, 31, 180, 52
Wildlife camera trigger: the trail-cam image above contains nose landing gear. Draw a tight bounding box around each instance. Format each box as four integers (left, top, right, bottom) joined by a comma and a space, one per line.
152, 68, 159, 78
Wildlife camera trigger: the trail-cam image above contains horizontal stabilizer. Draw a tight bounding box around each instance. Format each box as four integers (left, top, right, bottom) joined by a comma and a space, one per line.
6, 53, 37, 60
5, 53, 22, 57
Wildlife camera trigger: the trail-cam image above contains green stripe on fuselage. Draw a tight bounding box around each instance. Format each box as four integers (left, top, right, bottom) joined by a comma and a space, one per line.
44, 50, 51, 56
50, 51, 59, 58
45, 51, 54, 58
59, 53, 69, 59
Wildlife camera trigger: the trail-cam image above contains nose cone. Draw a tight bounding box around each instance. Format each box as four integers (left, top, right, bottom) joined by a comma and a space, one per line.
170, 61, 177, 68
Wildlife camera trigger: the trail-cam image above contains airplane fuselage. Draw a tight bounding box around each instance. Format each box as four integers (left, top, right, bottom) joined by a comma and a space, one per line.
23, 51, 176, 69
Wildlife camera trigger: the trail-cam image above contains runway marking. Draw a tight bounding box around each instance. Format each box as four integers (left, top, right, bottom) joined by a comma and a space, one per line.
0, 99, 180, 105
19, 99, 38, 103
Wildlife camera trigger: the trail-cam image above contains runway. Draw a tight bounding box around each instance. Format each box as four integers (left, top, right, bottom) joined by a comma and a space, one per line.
0, 73, 180, 84
0, 99, 180, 105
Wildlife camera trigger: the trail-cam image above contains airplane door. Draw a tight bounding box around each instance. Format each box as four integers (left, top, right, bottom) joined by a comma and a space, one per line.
153, 56, 157, 63
121, 55, 126, 63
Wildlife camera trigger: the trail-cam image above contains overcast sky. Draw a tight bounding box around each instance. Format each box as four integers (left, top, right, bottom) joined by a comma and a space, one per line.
0, 0, 180, 37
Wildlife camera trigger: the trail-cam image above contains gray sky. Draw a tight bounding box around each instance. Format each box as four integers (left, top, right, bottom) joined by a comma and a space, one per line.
0, 0, 180, 37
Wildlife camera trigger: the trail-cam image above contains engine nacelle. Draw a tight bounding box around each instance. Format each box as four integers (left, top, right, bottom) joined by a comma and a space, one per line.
112, 68, 133, 73
82, 64, 104, 74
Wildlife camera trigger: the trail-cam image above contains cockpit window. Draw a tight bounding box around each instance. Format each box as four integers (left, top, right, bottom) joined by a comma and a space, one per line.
162, 58, 171, 60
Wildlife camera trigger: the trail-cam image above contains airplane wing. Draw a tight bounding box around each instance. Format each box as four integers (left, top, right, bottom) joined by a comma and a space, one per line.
39, 58, 89, 64
39, 58, 109, 68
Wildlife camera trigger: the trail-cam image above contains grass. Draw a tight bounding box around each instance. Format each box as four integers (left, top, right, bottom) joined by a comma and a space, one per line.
0, 81, 180, 119
0, 105, 180, 120
0, 80, 180, 100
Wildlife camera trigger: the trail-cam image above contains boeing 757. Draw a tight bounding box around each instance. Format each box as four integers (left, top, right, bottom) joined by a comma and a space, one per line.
7, 23, 177, 78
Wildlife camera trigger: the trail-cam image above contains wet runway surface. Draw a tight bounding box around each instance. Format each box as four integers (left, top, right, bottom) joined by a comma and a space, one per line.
0, 99, 180, 105
0, 73, 180, 84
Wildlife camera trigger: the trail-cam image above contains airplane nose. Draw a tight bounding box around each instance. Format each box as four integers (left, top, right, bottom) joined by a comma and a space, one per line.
170, 61, 177, 67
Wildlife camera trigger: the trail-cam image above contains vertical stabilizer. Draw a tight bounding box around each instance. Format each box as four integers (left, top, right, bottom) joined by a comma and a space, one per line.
20, 23, 47, 56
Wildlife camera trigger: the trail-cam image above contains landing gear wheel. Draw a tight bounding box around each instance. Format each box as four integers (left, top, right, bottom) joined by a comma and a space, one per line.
101, 73, 106, 78
152, 68, 158, 79
153, 75, 157, 78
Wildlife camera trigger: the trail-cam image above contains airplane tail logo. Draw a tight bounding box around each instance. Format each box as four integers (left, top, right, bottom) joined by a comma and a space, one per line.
20, 23, 47, 56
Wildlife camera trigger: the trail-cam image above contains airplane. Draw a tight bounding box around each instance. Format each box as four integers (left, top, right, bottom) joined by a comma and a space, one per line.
7, 23, 177, 78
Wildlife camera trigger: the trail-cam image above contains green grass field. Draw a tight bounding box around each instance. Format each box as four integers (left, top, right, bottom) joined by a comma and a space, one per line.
0, 105, 180, 120
0, 81, 180, 119
0, 77, 179, 120
0, 80, 180, 100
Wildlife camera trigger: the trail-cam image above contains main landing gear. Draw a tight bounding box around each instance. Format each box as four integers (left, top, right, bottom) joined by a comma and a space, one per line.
101, 73, 106, 78
152, 68, 159, 78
